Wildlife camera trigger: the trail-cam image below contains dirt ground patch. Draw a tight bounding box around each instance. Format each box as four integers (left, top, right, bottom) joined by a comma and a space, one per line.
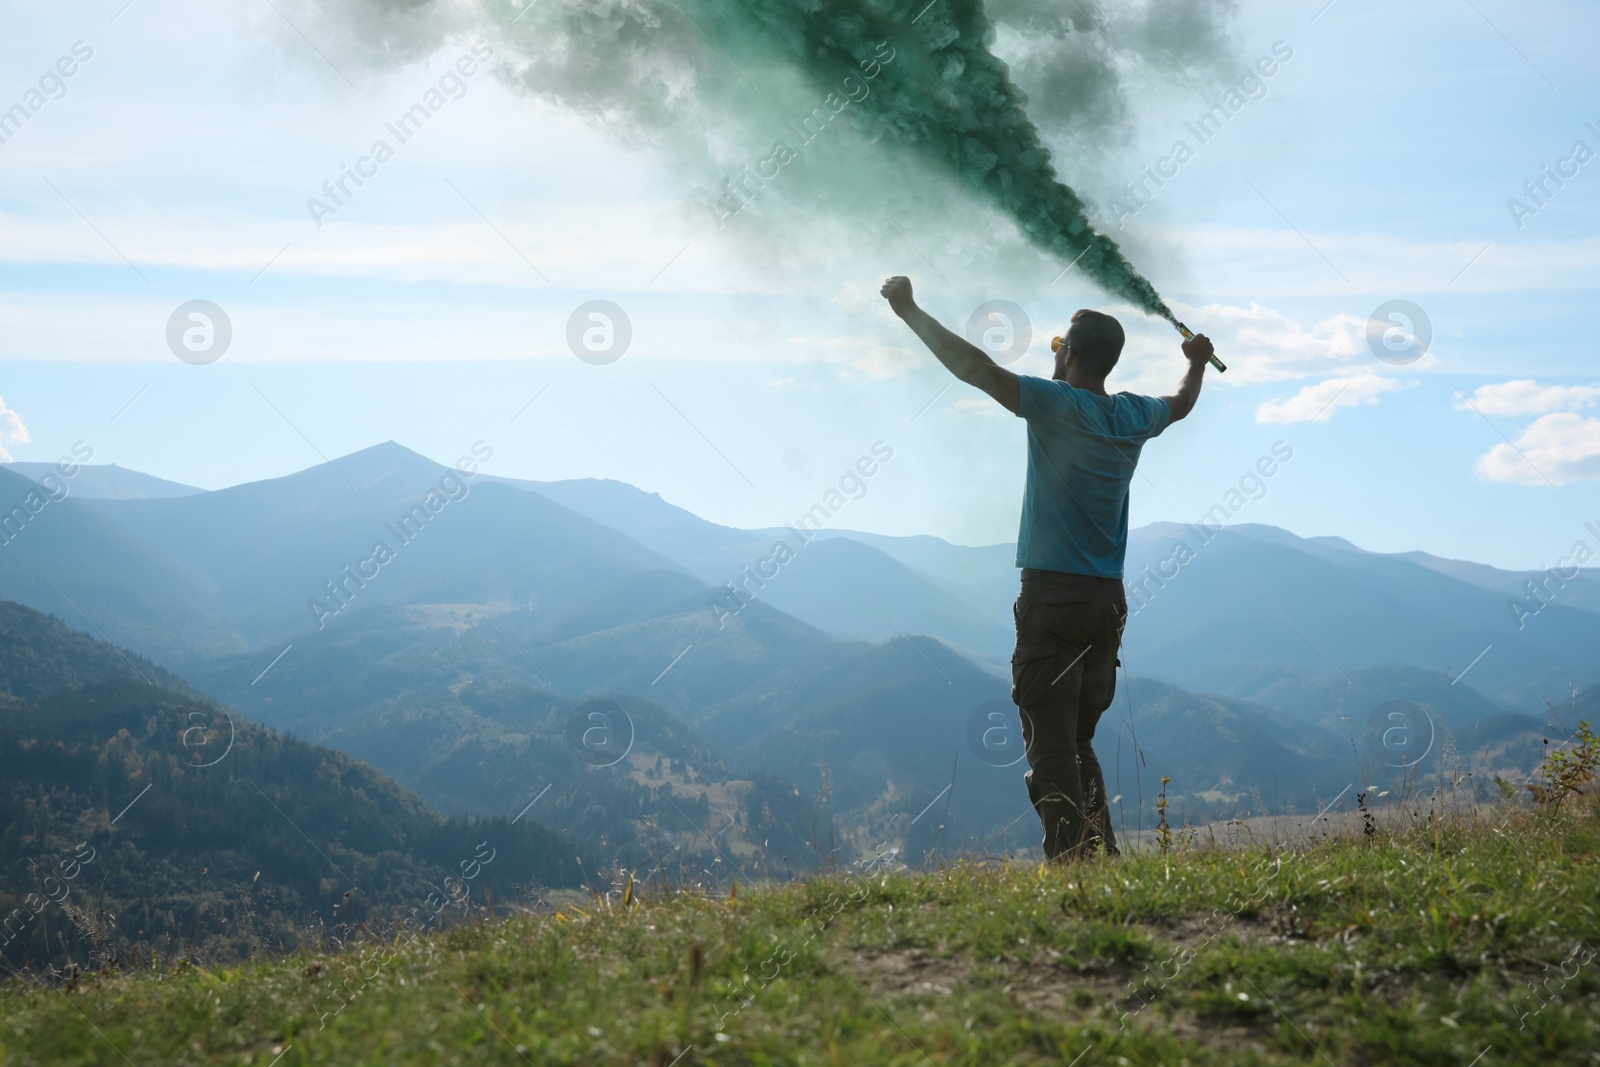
846, 946, 976, 999
835, 936, 1278, 1058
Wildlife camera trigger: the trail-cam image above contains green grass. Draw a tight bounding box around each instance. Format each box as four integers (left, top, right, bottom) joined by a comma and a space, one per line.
4, 799, 1598, 1066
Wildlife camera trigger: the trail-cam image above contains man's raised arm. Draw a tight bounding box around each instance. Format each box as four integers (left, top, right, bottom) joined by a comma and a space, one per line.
1162, 333, 1215, 423
880, 275, 1020, 415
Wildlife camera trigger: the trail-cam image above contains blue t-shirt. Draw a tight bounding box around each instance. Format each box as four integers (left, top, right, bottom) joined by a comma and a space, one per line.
1015, 375, 1170, 579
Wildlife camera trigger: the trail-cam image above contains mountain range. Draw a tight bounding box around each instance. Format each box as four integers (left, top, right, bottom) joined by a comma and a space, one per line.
2, 445, 1590, 867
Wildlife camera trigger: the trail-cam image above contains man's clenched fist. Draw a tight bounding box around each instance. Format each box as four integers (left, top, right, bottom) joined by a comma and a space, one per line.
1181, 332, 1215, 366
880, 275, 915, 316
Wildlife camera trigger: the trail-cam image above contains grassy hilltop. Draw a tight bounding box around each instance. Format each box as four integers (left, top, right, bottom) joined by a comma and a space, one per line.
2, 794, 1598, 1066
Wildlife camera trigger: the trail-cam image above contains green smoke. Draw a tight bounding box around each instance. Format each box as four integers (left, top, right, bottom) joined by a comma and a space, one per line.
502, 0, 1185, 320
297, 0, 1237, 321
729, 0, 1180, 320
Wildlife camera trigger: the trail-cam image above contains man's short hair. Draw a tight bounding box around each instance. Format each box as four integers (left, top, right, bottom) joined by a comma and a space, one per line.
1067, 309, 1125, 377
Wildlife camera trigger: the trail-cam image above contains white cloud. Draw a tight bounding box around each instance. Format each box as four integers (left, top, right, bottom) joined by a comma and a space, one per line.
1151, 223, 1600, 297
1122, 301, 1379, 387
0, 396, 32, 462
949, 395, 1008, 419
845, 344, 922, 380
1473, 413, 1600, 486
1254, 374, 1408, 424
777, 335, 929, 379
0, 202, 747, 294
1453, 379, 1600, 416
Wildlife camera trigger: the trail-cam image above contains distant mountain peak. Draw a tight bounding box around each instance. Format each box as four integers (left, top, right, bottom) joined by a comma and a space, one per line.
268, 440, 449, 491
334, 440, 437, 466
353, 439, 409, 454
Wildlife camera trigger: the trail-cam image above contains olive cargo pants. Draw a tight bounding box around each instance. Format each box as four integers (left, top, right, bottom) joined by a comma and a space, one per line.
1010, 593, 1124, 861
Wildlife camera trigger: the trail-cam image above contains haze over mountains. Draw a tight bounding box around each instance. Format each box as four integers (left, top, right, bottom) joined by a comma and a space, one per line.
2, 444, 1593, 867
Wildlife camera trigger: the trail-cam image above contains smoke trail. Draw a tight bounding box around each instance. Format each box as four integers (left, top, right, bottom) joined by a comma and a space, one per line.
288, 0, 1238, 320
674, 0, 1182, 319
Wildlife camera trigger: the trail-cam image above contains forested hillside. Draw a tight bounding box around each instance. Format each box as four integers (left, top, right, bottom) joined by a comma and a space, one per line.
0, 602, 588, 973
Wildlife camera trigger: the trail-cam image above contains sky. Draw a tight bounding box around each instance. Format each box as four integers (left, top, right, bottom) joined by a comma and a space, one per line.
1, 0, 1597, 571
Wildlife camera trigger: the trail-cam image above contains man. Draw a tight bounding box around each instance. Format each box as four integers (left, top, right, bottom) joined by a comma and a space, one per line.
880, 275, 1213, 861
